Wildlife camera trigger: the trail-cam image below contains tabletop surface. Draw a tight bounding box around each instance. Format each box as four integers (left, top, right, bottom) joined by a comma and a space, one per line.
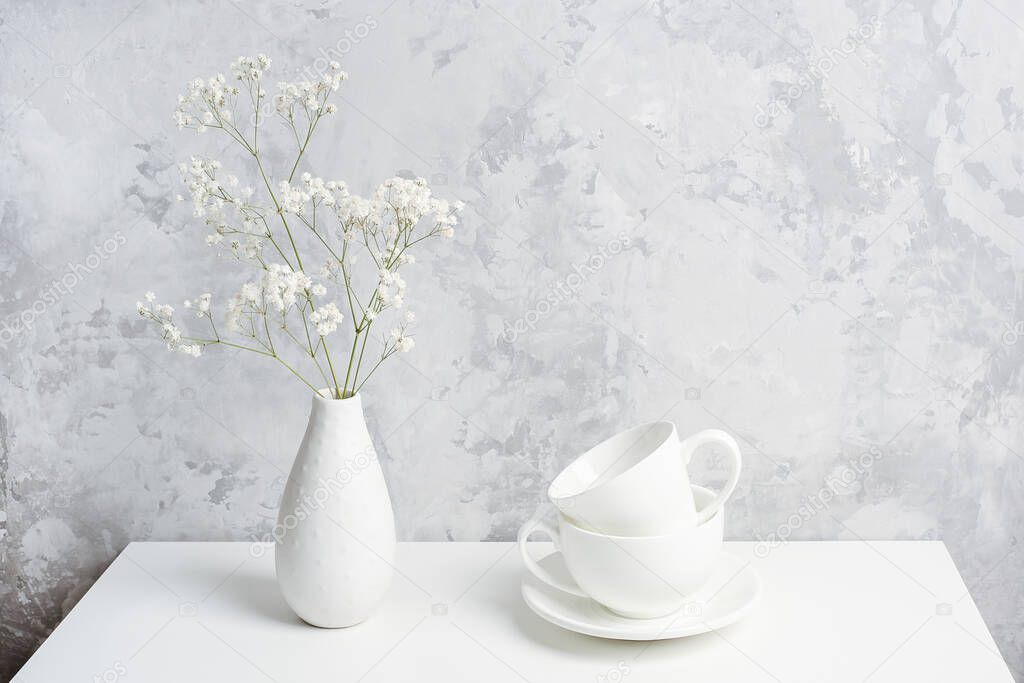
13, 541, 1015, 682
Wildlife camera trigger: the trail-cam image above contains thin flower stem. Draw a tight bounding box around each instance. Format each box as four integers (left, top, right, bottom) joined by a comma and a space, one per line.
274, 355, 322, 394
250, 81, 261, 150
215, 103, 304, 274
187, 337, 271, 356
283, 325, 330, 386
299, 305, 317, 356
253, 154, 304, 271
339, 242, 361, 325
287, 114, 321, 182
341, 327, 361, 396
291, 208, 344, 397
351, 319, 372, 388
190, 335, 320, 395
354, 348, 396, 394
299, 301, 340, 397
323, 340, 342, 398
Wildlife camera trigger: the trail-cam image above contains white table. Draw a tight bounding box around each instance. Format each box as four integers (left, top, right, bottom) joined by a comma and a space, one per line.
13, 541, 1015, 682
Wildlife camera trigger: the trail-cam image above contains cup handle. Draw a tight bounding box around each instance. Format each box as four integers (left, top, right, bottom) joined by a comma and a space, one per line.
517, 513, 588, 597
680, 429, 742, 525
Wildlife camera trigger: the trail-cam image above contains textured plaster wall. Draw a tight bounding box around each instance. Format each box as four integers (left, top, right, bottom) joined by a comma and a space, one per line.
1, 0, 1023, 678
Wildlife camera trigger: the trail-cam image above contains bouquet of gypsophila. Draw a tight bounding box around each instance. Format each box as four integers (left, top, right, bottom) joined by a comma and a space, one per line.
137, 55, 462, 398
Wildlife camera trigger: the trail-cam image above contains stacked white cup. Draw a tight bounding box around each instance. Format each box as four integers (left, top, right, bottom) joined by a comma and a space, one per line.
518, 423, 742, 619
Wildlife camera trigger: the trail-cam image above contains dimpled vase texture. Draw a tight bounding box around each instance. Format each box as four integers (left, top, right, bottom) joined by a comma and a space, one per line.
275, 392, 396, 627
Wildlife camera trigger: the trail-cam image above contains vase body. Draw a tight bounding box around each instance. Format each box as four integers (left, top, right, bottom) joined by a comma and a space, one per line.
275, 392, 396, 627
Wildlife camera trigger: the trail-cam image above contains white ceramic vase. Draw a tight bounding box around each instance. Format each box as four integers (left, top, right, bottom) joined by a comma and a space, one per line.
275, 391, 396, 627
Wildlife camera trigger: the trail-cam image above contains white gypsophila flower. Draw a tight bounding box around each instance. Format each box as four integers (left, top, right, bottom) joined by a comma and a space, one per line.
334, 193, 379, 228
225, 280, 260, 333
174, 73, 240, 132
374, 177, 433, 222
375, 269, 406, 307
311, 284, 326, 296
310, 302, 343, 336
241, 235, 263, 260
179, 157, 264, 261
430, 197, 464, 238
174, 55, 267, 134
225, 265, 317, 331
180, 344, 203, 357
162, 321, 182, 345
302, 174, 336, 206
224, 297, 247, 333
241, 282, 259, 301
180, 156, 229, 219
320, 260, 341, 282
389, 327, 415, 353
139, 292, 205, 358
333, 176, 462, 245
403, 311, 416, 324
231, 54, 271, 82
277, 180, 311, 214
277, 174, 344, 216
273, 61, 347, 119
263, 264, 313, 312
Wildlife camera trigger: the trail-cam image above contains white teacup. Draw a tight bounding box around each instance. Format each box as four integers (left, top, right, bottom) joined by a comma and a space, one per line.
548, 423, 741, 535
519, 486, 724, 619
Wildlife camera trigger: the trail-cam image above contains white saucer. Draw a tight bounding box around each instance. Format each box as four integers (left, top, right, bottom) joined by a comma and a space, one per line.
521, 551, 761, 640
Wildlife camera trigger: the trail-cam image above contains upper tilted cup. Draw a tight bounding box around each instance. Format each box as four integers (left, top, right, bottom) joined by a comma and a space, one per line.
547, 422, 741, 536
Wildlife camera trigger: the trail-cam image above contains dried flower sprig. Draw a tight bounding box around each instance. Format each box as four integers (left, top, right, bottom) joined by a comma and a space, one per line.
140, 55, 463, 398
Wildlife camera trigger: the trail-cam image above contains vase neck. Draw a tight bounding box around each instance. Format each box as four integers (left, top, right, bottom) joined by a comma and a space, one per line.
310, 391, 365, 422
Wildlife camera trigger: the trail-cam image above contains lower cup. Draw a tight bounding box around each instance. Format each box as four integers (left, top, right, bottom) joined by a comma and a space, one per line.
518, 485, 724, 619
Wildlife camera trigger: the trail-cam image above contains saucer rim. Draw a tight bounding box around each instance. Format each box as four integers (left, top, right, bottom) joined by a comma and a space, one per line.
520, 552, 762, 641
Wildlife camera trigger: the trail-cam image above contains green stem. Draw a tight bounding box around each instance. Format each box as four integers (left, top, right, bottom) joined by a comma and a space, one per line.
273, 354, 322, 395
351, 320, 372, 388
323, 340, 342, 398
253, 154, 304, 271
354, 349, 395, 394
341, 328, 361, 397
188, 336, 319, 394
287, 115, 322, 182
